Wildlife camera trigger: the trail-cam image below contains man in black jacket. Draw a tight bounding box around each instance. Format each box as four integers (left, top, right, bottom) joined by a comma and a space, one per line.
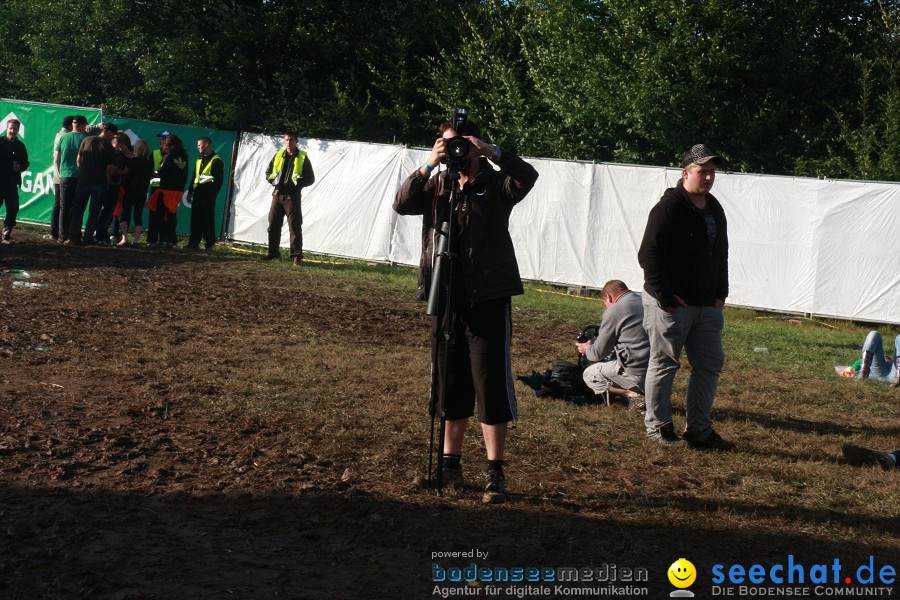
0, 119, 30, 242
393, 117, 538, 503
637, 144, 733, 450
186, 137, 224, 250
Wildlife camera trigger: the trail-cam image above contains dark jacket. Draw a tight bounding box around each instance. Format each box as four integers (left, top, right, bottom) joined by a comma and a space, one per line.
0, 136, 29, 186
393, 152, 538, 304
125, 155, 153, 195
158, 150, 188, 192
638, 181, 728, 308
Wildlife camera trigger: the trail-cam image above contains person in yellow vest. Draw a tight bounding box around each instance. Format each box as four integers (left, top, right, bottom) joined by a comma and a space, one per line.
146, 131, 169, 245
186, 136, 224, 249
264, 130, 315, 265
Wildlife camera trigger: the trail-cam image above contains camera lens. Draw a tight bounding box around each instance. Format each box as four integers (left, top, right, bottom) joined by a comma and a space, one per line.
446, 137, 469, 160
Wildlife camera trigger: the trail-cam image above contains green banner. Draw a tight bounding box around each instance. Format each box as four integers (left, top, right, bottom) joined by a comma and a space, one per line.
0, 98, 102, 224
108, 117, 236, 236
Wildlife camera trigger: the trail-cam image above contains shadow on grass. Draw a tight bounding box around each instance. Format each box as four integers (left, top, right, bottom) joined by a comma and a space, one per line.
713, 406, 900, 437
0, 485, 895, 599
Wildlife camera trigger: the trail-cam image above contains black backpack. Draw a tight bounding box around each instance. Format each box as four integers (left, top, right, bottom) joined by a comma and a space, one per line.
515, 324, 608, 404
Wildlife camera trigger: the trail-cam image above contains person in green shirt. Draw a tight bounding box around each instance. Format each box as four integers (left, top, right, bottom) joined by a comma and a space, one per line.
54, 115, 88, 244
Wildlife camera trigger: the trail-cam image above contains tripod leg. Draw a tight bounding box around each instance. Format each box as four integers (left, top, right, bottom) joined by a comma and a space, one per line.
436, 410, 446, 495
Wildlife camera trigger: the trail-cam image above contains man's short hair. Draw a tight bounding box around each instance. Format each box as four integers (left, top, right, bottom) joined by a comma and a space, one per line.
283, 130, 298, 139
601, 279, 628, 297
62, 115, 75, 130
73, 115, 88, 125
6, 119, 20, 127
197, 136, 212, 145
101, 122, 118, 134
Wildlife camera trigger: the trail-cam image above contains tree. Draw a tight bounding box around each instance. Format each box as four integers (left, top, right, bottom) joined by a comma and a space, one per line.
808, 0, 900, 180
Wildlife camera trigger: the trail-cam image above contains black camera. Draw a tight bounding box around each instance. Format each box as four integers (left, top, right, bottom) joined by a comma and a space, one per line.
575, 325, 600, 343
443, 106, 470, 167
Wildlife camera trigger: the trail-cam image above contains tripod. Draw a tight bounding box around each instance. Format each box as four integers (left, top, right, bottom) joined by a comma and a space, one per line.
425, 166, 464, 495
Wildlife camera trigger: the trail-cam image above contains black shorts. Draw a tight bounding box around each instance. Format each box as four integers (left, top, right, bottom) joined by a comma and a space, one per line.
430, 297, 517, 425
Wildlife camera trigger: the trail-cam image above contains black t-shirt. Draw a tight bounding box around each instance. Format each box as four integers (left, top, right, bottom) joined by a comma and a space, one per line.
125, 155, 153, 194
77, 136, 115, 186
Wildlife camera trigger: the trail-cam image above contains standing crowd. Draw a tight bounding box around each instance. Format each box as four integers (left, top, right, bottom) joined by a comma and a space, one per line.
1, 115, 229, 250
50, 117, 226, 249
2, 117, 314, 262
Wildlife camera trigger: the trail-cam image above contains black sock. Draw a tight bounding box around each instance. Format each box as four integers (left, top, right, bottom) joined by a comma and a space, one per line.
487, 459, 504, 473
442, 454, 461, 470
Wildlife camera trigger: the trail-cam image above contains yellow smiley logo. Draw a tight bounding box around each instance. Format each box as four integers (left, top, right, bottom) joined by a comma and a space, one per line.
668, 558, 697, 588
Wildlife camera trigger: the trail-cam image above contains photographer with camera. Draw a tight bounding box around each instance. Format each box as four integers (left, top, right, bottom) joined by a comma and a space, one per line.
575, 280, 649, 409
393, 112, 538, 504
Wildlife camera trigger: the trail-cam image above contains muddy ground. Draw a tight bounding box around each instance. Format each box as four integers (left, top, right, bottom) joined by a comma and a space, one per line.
1, 227, 896, 600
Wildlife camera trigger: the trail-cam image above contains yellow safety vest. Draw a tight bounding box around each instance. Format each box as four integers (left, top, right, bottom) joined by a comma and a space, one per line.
192, 154, 222, 189
150, 149, 163, 188
268, 149, 306, 185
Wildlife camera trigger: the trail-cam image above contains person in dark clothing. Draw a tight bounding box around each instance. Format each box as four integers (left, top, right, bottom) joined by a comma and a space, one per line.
186, 137, 224, 250
637, 143, 732, 450
0, 119, 30, 242
118, 140, 152, 245
68, 123, 117, 244
94, 129, 129, 244
264, 131, 315, 265
393, 116, 538, 504
147, 134, 187, 248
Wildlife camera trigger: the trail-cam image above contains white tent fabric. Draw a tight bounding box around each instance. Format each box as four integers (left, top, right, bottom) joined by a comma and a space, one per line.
230, 133, 900, 323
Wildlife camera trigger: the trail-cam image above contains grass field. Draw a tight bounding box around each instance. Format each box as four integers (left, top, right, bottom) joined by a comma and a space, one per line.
0, 225, 897, 599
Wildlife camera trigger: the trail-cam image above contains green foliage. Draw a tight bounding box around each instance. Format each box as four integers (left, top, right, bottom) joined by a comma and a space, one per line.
0, 0, 898, 179
803, 0, 900, 180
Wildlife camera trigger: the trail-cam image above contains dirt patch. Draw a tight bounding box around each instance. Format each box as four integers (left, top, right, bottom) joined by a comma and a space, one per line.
0, 229, 897, 599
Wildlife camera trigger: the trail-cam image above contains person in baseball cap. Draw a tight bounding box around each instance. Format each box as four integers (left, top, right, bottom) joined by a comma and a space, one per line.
637, 142, 732, 450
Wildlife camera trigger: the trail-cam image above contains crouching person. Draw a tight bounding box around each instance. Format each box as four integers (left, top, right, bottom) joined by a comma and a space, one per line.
576, 280, 649, 409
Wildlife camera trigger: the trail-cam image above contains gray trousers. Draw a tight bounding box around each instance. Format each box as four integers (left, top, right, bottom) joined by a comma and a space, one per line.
642, 294, 724, 438
582, 360, 643, 395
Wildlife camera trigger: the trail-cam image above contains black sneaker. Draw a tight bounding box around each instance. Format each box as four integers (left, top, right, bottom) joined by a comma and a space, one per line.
442, 466, 464, 489
684, 429, 735, 451
649, 423, 685, 446
843, 444, 895, 470
482, 469, 506, 504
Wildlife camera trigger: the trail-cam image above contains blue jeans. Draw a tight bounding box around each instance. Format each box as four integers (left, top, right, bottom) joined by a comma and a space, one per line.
861, 331, 900, 383
642, 294, 725, 438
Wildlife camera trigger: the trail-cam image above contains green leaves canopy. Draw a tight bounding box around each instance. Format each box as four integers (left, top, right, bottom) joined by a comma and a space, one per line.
0, 0, 896, 179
